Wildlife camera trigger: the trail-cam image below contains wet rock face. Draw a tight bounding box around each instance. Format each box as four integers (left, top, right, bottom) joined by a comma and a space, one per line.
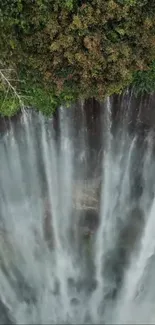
111, 91, 155, 138
139, 93, 155, 129
43, 187, 100, 244
73, 178, 101, 211
72, 179, 101, 237
120, 207, 145, 255
0, 112, 23, 137
42, 198, 54, 249
79, 209, 100, 236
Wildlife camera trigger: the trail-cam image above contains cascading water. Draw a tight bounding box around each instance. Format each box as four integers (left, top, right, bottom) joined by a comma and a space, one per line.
0, 94, 155, 324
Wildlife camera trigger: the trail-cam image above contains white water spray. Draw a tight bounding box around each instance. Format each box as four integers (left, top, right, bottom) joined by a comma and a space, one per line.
0, 97, 155, 324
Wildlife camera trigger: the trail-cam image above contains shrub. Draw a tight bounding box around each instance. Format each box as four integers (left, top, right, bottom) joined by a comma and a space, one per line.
0, 0, 155, 115
133, 61, 155, 94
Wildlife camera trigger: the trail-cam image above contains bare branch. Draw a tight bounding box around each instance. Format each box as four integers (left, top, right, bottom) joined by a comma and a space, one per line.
0, 68, 25, 109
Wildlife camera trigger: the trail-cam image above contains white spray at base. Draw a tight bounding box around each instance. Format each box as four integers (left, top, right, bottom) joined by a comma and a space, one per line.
0, 97, 155, 324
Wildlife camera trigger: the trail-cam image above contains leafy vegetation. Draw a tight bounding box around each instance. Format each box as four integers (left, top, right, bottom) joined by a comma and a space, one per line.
133, 61, 155, 94
0, 0, 155, 116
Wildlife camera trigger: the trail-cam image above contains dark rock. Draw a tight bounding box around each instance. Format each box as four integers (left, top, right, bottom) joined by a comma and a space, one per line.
79, 209, 100, 237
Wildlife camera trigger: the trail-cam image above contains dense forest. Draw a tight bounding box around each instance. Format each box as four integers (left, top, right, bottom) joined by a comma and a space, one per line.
0, 0, 155, 116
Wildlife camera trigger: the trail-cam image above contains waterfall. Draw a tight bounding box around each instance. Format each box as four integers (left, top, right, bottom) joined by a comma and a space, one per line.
0, 95, 155, 324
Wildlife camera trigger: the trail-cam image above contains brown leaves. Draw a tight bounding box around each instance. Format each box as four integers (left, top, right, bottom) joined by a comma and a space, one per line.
1, 0, 155, 102
83, 35, 101, 55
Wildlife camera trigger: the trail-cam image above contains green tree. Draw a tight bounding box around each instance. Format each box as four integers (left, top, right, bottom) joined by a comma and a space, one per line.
0, 0, 155, 115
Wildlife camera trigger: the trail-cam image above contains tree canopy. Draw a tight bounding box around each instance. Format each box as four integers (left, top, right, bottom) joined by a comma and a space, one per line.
0, 0, 155, 115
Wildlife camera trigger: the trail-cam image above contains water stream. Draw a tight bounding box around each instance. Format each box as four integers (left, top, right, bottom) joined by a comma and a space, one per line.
0, 93, 155, 324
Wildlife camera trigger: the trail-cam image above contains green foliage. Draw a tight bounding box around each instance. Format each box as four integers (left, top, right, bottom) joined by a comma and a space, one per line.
116, 0, 148, 6
23, 87, 59, 116
0, 93, 20, 117
64, 0, 76, 11
0, 66, 79, 117
0, 82, 78, 117
1, 0, 155, 115
133, 61, 155, 94
22, 84, 78, 116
